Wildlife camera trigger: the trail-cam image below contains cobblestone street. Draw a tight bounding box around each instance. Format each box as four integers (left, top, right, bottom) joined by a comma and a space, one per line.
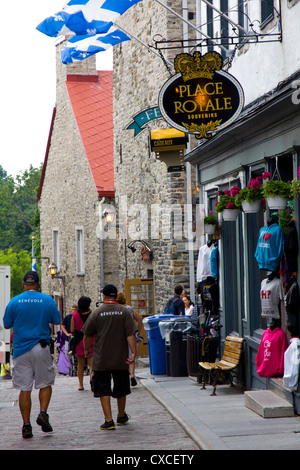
0, 372, 200, 452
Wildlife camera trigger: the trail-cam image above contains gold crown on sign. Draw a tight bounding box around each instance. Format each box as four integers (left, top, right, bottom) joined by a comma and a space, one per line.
174, 51, 223, 81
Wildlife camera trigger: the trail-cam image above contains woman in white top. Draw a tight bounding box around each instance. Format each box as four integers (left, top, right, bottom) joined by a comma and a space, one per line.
183, 296, 194, 316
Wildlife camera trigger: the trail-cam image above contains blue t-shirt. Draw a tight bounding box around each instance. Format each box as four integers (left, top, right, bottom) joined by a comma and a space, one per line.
3, 290, 61, 358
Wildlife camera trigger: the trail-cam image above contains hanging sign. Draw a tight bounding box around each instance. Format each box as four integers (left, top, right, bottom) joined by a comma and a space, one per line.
158, 51, 244, 139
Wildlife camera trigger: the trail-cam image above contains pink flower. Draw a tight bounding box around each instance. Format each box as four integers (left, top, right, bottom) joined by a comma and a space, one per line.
262, 172, 272, 180
298, 166, 300, 179
224, 190, 230, 195
231, 186, 240, 196
227, 202, 234, 209
250, 179, 260, 189
215, 201, 219, 207
209, 210, 213, 214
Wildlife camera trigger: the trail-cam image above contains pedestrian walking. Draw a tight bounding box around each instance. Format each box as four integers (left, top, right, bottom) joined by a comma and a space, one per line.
3, 271, 61, 439
116, 291, 143, 386
82, 284, 137, 430
70, 296, 94, 390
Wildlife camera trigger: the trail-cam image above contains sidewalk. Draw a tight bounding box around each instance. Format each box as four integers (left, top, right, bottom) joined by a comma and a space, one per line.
138, 368, 300, 451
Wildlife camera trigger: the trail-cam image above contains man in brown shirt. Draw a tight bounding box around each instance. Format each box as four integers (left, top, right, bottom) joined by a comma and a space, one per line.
83, 284, 137, 430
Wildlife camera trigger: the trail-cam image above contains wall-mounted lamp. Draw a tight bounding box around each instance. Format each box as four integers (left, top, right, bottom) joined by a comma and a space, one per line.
127, 240, 153, 262
48, 263, 65, 282
103, 207, 114, 224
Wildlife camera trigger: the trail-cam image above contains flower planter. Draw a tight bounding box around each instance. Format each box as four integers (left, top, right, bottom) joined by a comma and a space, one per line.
242, 200, 261, 213
222, 209, 239, 221
204, 224, 216, 234
266, 196, 288, 210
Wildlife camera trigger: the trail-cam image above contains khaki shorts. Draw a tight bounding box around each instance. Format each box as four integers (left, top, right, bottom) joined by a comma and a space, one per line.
12, 342, 55, 391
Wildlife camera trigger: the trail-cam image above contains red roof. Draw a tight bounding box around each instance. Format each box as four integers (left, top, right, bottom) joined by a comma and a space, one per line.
66, 71, 114, 198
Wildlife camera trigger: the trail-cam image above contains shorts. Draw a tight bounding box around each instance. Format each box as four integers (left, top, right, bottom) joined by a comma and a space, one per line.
92, 370, 131, 398
12, 342, 55, 391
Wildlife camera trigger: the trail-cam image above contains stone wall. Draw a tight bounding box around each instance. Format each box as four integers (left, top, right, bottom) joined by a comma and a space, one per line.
39, 43, 118, 315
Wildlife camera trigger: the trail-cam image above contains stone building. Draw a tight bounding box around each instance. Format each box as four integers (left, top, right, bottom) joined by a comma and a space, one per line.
113, 0, 199, 315
38, 43, 118, 318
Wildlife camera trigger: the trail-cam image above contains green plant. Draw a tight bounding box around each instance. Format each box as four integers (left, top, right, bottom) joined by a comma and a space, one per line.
262, 178, 291, 199
215, 186, 241, 213
235, 177, 263, 205
203, 212, 217, 225
278, 209, 293, 234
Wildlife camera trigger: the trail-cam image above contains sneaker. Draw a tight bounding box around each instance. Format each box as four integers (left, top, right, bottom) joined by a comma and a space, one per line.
36, 411, 53, 432
100, 419, 115, 430
117, 412, 129, 426
22, 423, 33, 439
131, 377, 137, 386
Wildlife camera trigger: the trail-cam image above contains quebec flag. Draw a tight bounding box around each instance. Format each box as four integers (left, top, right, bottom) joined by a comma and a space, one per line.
61, 27, 130, 63
37, 0, 142, 38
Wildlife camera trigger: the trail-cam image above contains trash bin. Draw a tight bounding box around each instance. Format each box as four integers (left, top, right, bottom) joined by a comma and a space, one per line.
143, 314, 177, 375
159, 318, 196, 377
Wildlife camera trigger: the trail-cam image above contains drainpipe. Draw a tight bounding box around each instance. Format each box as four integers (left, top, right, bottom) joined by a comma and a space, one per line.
98, 197, 105, 294
182, 0, 196, 303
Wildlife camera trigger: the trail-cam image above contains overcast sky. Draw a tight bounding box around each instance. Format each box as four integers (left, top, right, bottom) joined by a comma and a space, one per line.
0, 1, 112, 179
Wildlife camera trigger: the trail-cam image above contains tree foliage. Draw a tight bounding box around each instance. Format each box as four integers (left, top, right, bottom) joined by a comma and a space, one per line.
0, 165, 41, 296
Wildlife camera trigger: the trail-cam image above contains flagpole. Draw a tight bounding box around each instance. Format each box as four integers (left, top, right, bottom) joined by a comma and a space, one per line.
153, 0, 228, 55
114, 22, 173, 67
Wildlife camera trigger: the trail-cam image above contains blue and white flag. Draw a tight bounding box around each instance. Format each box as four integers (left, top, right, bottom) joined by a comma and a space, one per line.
37, 0, 142, 38
61, 27, 130, 63
31, 244, 37, 272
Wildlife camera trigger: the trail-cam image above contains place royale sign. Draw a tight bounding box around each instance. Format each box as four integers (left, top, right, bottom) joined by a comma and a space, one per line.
158, 51, 244, 139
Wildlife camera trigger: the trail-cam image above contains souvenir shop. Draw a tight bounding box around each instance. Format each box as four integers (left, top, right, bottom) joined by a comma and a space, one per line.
185, 74, 300, 395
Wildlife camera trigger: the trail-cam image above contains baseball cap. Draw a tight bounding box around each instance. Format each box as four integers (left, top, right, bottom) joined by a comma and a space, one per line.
101, 284, 118, 297
23, 271, 39, 283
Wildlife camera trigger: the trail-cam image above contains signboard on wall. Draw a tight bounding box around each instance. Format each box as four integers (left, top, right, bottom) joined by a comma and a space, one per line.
158, 51, 244, 140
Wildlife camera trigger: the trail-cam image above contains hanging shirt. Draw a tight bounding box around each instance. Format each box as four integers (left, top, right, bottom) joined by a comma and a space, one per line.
283, 337, 300, 390
260, 277, 284, 319
197, 244, 213, 282
210, 244, 218, 280
255, 327, 288, 378
254, 223, 284, 272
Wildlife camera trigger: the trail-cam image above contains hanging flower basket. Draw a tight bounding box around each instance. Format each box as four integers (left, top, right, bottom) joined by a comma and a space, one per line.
241, 200, 261, 213
266, 196, 288, 210
262, 172, 291, 210
222, 209, 240, 221
204, 224, 216, 234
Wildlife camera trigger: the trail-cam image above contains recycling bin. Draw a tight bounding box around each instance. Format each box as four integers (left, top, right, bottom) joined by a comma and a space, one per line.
159, 318, 196, 377
143, 314, 177, 375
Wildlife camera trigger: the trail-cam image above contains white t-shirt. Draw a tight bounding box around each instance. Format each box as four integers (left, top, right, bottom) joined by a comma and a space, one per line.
196, 244, 213, 282
260, 277, 284, 319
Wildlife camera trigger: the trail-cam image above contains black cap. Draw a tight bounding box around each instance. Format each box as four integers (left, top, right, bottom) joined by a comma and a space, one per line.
101, 284, 118, 297
23, 271, 39, 283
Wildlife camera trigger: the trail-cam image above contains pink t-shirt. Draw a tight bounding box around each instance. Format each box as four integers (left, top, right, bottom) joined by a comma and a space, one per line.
73, 311, 94, 356
255, 327, 288, 378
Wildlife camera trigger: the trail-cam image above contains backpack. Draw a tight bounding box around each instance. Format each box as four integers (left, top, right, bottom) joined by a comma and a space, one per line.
163, 298, 176, 315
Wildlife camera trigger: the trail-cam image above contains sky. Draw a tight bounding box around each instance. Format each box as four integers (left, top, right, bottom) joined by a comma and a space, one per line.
0, 1, 112, 179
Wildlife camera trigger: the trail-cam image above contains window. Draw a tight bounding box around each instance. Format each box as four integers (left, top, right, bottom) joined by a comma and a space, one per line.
261, 0, 274, 27
76, 227, 85, 275
53, 229, 60, 271
206, 0, 214, 52
220, 0, 229, 59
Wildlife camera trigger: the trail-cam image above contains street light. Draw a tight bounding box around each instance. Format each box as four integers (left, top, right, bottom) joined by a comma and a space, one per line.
48, 263, 65, 282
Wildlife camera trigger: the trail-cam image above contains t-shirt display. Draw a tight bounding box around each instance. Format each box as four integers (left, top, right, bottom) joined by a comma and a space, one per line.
255, 327, 288, 378
283, 337, 300, 390
196, 243, 213, 282
260, 277, 284, 319
254, 222, 284, 272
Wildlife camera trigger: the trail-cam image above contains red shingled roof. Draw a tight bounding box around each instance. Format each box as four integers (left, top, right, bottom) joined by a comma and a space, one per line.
66, 71, 114, 198
38, 70, 114, 202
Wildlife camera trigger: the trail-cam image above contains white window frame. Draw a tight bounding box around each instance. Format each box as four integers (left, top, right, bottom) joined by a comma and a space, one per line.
75, 227, 85, 275
52, 229, 60, 272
